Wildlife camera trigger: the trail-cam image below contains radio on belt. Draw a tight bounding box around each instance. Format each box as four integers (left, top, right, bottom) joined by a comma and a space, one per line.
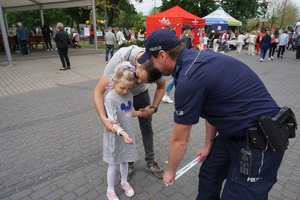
239, 148, 252, 176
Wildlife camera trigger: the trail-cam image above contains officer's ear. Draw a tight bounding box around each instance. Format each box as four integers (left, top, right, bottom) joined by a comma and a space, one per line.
158, 50, 167, 59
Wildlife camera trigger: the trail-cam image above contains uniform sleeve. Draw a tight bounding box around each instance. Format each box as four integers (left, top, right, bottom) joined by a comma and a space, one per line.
104, 98, 118, 121
174, 77, 208, 125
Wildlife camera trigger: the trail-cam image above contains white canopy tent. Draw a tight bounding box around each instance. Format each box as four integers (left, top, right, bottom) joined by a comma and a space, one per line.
0, 0, 98, 66
203, 7, 242, 26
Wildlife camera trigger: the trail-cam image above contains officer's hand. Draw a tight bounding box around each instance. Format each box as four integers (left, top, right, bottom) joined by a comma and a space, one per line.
163, 170, 175, 186
196, 146, 211, 162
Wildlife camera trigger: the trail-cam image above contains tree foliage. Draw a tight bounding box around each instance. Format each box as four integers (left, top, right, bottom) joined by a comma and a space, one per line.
6, 0, 298, 33
159, 0, 263, 24
160, 0, 216, 17
244, 0, 300, 31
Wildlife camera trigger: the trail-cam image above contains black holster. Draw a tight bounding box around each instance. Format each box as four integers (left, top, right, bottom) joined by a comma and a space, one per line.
258, 106, 297, 152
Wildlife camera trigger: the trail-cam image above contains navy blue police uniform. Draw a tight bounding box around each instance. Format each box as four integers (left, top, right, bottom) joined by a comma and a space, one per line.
172, 48, 284, 200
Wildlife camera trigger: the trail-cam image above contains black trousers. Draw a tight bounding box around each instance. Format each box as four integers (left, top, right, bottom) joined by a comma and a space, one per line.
296, 46, 300, 59
277, 45, 286, 57
57, 47, 70, 68
44, 36, 53, 50
268, 43, 277, 58
19, 40, 28, 55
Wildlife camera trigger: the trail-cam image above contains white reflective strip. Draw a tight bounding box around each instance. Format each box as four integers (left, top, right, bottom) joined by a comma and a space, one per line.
258, 143, 268, 174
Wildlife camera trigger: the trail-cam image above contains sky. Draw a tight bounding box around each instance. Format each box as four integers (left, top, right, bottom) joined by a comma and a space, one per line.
132, 0, 300, 17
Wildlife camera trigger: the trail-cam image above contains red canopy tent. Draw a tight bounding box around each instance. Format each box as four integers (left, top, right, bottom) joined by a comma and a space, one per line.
145, 5, 205, 37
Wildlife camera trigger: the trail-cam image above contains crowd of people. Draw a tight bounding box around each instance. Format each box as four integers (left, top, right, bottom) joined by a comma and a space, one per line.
202, 28, 299, 63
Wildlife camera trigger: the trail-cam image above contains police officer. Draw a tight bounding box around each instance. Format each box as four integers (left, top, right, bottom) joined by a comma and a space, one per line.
138, 29, 286, 200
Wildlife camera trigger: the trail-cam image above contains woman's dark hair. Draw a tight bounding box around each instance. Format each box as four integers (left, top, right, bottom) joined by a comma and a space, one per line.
139, 60, 163, 83
274, 29, 279, 38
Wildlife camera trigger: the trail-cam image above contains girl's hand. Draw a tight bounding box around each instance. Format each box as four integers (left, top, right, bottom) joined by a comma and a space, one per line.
121, 131, 133, 144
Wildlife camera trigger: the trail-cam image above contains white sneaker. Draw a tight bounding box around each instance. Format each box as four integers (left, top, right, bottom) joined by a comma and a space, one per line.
268, 58, 271, 60
162, 96, 173, 103
271, 56, 274, 60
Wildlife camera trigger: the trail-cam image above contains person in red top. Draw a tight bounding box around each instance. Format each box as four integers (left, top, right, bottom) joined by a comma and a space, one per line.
89, 24, 95, 44
193, 27, 200, 49
255, 30, 265, 55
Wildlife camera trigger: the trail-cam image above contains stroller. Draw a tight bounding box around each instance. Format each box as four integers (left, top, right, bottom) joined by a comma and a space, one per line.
70, 33, 81, 48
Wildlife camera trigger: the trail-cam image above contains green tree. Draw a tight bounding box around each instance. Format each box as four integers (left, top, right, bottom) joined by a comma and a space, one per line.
217, 0, 261, 24
159, 0, 264, 24
160, 0, 216, 17
95, 0, 139, 27
6, 8, 89, 29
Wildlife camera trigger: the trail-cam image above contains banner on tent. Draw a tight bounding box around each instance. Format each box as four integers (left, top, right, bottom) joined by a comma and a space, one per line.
211, 23, 228, 31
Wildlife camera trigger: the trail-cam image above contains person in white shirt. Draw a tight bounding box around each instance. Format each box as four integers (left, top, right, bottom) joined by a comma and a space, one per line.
248, 31, 257, 56
115, 27, 127, 49
277, 30, 289, 58
236, 32, 245, 53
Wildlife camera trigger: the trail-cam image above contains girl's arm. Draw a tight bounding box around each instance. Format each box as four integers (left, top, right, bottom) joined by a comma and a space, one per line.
112, 124, 133, 144
132, 110, 141, 117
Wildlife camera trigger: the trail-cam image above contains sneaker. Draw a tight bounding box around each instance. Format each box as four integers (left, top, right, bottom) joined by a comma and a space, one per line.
47, 49, 50, 51
121, 182, 134, 197
280, 55, 283, 58
220, 51, 225, 53
260, 58, 263, 62
271, 56, 274, 60
106, 61, 108, 64
106, 190, 119, 200
162, 96, 174, 103
268, 58, 271, 61
145, 161, 164, 178
51, 49, 54, 51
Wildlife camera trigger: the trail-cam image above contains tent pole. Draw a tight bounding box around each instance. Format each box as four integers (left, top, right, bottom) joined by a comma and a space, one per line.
0, 5, 13, 66
39, 5, 44, 26
91, 0, 98, 52
4, 13, 9, 35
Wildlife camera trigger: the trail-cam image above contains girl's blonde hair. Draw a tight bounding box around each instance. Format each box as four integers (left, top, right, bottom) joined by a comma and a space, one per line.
106, 61, 136, 90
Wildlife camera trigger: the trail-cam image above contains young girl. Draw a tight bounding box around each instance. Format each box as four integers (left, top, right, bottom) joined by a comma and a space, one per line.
104, 61, 140, 200
202, 34, 209, 50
